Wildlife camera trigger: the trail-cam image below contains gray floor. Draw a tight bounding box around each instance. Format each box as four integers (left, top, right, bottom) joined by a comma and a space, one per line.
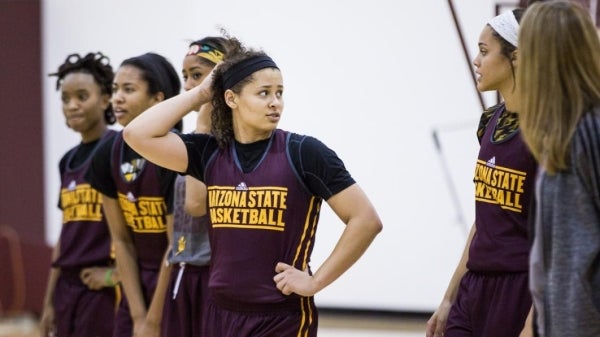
319, 312, 426, 337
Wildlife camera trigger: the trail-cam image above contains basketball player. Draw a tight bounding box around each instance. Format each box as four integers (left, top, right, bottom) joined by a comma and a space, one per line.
122, 36, 382, 336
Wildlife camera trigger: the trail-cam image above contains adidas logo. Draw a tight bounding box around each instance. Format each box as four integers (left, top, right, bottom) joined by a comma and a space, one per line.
486, 156, 496, 168
236, 182, 249, 191
68, 180, 77, 191
127, 191, 137, 202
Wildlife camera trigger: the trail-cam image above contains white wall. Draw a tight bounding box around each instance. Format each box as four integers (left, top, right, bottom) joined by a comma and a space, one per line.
42, 0, 512, 312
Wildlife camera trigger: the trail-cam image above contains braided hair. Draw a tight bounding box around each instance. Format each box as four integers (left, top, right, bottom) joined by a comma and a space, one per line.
49, 52, 115, 124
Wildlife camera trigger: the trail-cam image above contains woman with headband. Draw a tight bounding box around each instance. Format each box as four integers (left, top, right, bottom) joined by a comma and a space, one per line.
426, 9, 538, 337
85, 52, 180, 337
122, 36, 382, 336
158, 36, 229, 337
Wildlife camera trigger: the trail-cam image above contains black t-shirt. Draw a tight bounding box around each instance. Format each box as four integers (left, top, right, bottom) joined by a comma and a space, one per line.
60, 139, 100, 172
180, 131, 355, 201
86, 133, 175, 213
58, 139, 101, 209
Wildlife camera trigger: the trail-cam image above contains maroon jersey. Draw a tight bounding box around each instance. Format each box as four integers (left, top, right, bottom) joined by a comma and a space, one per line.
111, 133, 169, 270
468, 104, 538, 272
204, 129, 322, 309
53, 130, 116, 268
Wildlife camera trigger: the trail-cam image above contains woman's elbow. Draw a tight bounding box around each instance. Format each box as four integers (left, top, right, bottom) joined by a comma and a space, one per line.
184, 202, 207, 217
368, 216, 383, 235
122, 124, 139, 147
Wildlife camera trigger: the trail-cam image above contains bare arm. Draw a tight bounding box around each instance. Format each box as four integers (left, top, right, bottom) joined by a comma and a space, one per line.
273, 184, 382, 296
519, 306, 534, 337
184, 102, 212, 217
123, 82, 212, 173
426, 222, 476, 337
138, 215, 174, 337
102, 196, 148, 330
40, 242, 61, 336
184, 176, 208, 217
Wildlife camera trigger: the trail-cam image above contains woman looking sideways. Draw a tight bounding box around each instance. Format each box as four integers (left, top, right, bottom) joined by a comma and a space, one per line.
122, 37, 382, 336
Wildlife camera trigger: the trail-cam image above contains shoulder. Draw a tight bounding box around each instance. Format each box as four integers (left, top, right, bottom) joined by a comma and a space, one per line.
285, 131, 347, 173
88, 134, 118, 174
573, 107, 600, 149
58, 145, 78, 172
287, 131, 331, 155
477, 103, 504, 142
96, 133, 118, 159
179, 132, 213, 142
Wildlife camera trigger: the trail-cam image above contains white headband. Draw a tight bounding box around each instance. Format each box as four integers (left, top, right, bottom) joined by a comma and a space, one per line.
488, 11, 519, 47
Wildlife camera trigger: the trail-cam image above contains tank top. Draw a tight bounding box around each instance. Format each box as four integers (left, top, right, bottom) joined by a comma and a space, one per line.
54, 130, 117, 268
111, 133, 168, 270
205, 129, 322, 308
468, 104, 538, 272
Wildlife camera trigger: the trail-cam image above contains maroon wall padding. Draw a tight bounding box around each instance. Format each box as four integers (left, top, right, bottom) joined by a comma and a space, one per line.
0, 0, 52, 316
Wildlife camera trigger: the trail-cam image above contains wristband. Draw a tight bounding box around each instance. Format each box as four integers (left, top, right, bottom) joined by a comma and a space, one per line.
104, 268, 116, 287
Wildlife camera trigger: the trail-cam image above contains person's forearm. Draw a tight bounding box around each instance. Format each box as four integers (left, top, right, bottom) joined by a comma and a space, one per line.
115, 241, 147, 322
145, 252, 172, 328
42, 244, 61, 307
194, 103, 212, 134
146, 215, 174, 326
124, 84, 210, 141
312, 217, 381, 293
184, 176, 207, 216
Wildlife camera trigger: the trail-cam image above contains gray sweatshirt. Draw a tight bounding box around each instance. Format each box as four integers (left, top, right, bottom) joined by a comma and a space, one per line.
530, 107, 600, 337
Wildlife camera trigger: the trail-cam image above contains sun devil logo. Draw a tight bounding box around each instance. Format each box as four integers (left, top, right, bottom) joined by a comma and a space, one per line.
121, 159, 146, 182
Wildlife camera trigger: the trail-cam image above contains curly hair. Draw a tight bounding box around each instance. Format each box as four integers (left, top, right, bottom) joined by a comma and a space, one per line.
209, 37, 272, 148
49, 52, 115, 124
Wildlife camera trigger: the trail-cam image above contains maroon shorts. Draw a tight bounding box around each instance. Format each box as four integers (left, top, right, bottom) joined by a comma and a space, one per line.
53, 268, 116, 337
160, 264, 210, 337
113, 268, 159, 337
204, 295, 318, 337
445, 270, 531, 337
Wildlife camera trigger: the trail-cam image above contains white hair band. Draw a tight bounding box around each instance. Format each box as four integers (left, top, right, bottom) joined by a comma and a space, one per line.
488, 11, 519, 47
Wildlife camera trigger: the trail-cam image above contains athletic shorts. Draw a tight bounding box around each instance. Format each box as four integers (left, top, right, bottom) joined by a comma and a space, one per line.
445, 270, 531, 337
204, 295, 318, 337
161, 263, 209, 337
113, 268, 159, 337
53, 268, 116, 337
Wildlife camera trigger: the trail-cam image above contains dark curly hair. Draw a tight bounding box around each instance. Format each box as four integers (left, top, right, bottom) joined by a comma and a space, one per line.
49, 52, 115, 124
209, 37, 273, 148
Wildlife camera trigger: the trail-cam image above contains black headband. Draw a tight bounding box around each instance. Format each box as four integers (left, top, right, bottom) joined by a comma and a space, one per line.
222, 55, 278, 90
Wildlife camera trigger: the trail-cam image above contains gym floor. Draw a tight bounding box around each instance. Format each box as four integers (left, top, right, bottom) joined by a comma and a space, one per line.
0, 311, 429, 336
319, 311, 426, 336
